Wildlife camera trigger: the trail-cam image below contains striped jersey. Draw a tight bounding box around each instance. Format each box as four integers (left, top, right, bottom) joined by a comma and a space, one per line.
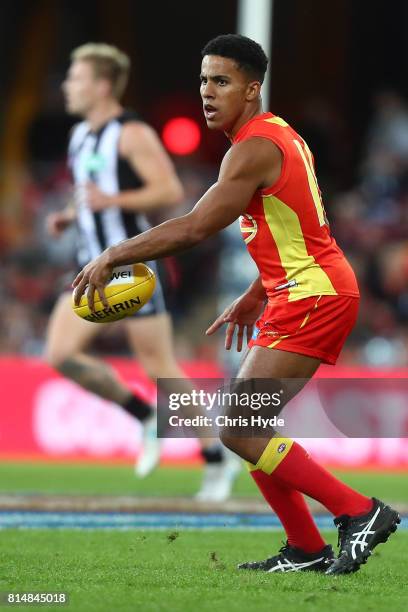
235, 112, 359, 303
68, 110, 150, 266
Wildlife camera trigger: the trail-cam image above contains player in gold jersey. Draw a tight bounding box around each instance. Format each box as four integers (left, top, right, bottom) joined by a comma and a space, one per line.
73, 35, 399, 575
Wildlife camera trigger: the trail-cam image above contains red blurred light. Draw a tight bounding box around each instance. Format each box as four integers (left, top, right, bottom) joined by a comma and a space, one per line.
162, 117, 201, 155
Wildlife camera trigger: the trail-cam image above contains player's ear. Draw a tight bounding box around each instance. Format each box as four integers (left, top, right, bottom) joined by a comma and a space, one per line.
98, 78, 112, 98
246, 80, 261, 101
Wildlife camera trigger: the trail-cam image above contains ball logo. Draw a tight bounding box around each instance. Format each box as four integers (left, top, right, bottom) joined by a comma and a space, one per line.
239, 214, 258, 244
108, 265, 135, 286
83, 297, 141, 322
278, 443, 286, 453
111, 271, 131, 279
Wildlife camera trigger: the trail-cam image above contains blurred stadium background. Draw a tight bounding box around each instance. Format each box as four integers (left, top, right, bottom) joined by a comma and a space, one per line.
0, 2, 408, 608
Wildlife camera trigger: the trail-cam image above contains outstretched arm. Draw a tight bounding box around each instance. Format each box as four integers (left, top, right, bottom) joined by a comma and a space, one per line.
73, 137, 282, 310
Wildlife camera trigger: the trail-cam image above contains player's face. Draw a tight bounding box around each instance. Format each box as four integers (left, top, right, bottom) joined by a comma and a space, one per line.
200, 55, 254, 132
62, 60, 102, 116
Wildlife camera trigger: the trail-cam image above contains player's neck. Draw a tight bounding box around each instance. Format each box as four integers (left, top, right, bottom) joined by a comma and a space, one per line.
226, 102, 265, 141
85, 100, 123, 131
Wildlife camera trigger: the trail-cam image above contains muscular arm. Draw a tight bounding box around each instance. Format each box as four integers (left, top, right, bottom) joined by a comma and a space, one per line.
106, 122, 184, 210
106, 137, 282, 265
73, 136, 282, 306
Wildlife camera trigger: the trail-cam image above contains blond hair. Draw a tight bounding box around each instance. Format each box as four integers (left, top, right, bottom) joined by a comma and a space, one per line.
71, 43, 130, 99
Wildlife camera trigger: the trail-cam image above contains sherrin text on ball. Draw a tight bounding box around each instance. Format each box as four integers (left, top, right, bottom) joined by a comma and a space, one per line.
72, 263, 155, 323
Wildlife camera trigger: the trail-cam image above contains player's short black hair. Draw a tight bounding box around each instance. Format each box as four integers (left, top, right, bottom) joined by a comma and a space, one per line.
201, 34, 268, 83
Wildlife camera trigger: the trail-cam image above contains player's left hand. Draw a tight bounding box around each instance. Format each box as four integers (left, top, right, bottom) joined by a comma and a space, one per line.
85, 182, 113, 210
72, 251, 113, 312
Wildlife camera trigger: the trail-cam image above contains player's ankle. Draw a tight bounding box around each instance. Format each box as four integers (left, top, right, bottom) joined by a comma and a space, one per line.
122, 395, 153, 422
346, 496, 374, 518
289, 541, 328, 555
201, 445, 224, 463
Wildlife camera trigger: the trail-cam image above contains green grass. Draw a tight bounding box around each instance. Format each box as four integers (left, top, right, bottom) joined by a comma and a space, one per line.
1, 530, 406, 612
0, 464, 406, 611
0, 462, 407, 504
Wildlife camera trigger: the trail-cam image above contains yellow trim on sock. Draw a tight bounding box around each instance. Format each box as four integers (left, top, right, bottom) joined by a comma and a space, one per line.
255, 437, 294, 475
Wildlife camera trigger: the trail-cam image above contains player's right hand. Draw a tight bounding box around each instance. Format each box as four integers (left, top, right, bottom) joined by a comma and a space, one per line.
206, 293, 265, 351
45, 211, 74, 237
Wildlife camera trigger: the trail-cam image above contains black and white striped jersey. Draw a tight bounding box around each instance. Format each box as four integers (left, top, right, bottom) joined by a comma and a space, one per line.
68, 110, 166, 316
68, 110, 151, 267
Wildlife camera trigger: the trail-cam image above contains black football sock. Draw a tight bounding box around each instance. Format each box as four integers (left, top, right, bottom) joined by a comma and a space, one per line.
121, 395, 153, 422
201, 444, 224, 464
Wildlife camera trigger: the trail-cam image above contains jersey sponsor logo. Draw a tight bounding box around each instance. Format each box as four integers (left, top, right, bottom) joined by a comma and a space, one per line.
83, 152, 106, 173
264, 330, 280, 337
239, 214, 258, 244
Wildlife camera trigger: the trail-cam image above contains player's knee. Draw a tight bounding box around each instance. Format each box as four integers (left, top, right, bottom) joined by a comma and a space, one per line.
45, 347, 67, 371
219, 430, 240, 454
45, 345, 77, 374
219, 433, 249, 460
50, 357, 104, 394
141, 360, 161, 380
139, 353, 175, 380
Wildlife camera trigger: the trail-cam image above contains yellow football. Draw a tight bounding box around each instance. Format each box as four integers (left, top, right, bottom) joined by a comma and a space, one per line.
72, 263, 156, 323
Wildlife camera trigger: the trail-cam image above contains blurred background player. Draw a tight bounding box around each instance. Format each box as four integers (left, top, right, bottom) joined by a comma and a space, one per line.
45, 43, 238, 500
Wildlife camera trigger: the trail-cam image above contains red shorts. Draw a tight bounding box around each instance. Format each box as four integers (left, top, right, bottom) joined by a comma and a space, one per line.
248, 295, 359, 365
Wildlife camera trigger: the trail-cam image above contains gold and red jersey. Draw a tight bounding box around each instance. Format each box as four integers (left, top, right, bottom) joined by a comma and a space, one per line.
234, 112, 359, 303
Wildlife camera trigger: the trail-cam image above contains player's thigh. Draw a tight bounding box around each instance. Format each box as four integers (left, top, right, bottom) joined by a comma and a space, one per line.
236, 345, 321, 401
124, 312, 176, 364
220, 347, 322, 453
45, 293, 101, 365
238, 345, 321, 378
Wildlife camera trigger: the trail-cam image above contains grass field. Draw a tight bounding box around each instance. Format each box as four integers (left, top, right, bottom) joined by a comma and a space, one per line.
1, 462, 408, 502
1, 530, 406, 612
0, 463, 407, 612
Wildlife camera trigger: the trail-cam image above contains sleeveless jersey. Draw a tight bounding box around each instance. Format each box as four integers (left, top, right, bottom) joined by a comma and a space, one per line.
68, 110, 150, 266
234, 112, 359, 303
